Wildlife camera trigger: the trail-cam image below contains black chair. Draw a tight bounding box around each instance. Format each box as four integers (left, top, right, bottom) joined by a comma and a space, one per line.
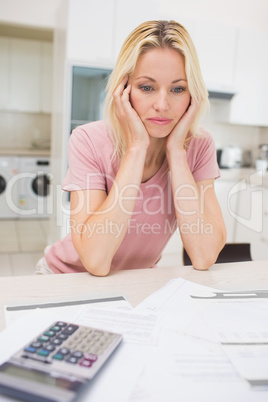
183, 243, 252, 266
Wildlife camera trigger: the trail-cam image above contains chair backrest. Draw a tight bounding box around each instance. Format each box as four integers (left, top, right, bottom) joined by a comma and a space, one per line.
183, 243, 252, 266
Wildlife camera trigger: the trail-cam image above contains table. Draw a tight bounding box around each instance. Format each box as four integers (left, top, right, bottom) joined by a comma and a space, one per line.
0, 260, 267, 332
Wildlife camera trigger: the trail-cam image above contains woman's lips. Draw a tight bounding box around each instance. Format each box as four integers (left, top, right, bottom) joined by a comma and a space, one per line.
147, 117, 172, 125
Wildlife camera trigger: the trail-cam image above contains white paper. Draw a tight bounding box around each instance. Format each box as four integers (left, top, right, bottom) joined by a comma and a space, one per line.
184, 294, 268, 386
222, 344, 268, 385
130, 279, 268, 400
74, 306, 163, 345
4, 296, 131, 327
128, 329, 268, 402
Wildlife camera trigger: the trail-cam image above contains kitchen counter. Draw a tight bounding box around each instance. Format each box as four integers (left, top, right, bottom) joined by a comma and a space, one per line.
219, 167, 268, 187
0, 148, 51, 157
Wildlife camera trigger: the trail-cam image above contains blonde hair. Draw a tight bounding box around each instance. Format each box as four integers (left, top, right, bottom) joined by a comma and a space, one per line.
104, 20, 209, 160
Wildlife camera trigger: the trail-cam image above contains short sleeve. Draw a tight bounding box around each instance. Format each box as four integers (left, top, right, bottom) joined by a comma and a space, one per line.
186, 130, 220, 182
62, 126, 107, 192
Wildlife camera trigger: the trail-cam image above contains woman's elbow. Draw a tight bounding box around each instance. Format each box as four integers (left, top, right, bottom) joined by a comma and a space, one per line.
72, 239, 111, 276
190, 248, 221, 271
82, 256, 111, 277
192, 255, 217, 271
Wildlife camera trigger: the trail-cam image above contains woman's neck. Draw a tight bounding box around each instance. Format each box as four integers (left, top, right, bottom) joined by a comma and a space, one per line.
142, 138, 166, 182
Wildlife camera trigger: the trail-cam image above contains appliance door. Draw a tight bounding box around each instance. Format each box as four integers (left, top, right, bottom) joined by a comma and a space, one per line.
17, 172, 51, 218
0, 157, 19, 218
31, 174, 50, 197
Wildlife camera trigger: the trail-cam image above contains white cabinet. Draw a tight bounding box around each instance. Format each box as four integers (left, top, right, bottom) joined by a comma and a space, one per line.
231, 29, 268, 126
9, 38, 41, 112
66, 0, 114, 64
214, 178, 240, 242
235, 183, 268, 260
40, 42, 53, 113
0, 37, 9, 109
114, 0, 164, 63
216, 173, 268, 260
215, 29, 268, 126
191, 22, 237, 92
0, 37, 52, 113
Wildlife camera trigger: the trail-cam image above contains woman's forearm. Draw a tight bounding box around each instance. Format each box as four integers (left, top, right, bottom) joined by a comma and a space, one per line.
72, 146, 147, 276
167, 148, 226, 270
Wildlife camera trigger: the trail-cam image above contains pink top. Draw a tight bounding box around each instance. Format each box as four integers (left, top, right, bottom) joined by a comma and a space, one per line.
46, 121, 220, 274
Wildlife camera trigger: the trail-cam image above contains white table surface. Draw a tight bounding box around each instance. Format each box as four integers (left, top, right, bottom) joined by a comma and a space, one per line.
0, 260, 267, 332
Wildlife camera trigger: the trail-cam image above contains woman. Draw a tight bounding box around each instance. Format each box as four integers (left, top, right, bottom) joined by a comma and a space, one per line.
36, 20, 226, 276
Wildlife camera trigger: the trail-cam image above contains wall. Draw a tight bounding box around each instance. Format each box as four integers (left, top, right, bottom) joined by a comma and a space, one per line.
201, 103, 262, 160
157, 0, 268, 31
0, 0, 63, 29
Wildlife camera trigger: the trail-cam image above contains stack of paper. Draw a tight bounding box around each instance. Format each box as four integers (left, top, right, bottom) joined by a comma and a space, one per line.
1, 279, 268, 402
130, 278, 268, 401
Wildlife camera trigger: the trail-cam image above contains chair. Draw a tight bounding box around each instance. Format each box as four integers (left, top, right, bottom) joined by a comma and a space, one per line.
183, 243, 252, 266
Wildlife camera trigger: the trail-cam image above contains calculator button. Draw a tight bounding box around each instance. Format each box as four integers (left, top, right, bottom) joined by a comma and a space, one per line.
58, 348, 70, 356
84, 353, 98, 362
37, 349, 50, 357
38, 335, 50, 342
66, 356, 78, 364
52, 353, 64, 360
50, 326, 61, 332
44, 331, 55, 337
31, 342, 42, 348
44, 345, 55, 352
51, 338, 62, 346
78, 344, 88, 352
55, 321, 67, 327
71, 351, 83, 359
79, 359, 92, 368
24, 346, 36, 353
58, 334, 68, 340
62, 325, 79, 335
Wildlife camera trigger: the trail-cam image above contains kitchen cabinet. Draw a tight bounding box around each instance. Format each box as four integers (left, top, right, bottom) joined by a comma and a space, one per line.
234, 182, 268, 260
231, 29, 268, 126
66, 0, 114, 65
0, 37, 9, 109
214, 178, 240, 242
114, 0, 164, 63
214, 28, 268, 126
0, 37, 52, 113
9, 38, 41, 112
40, 42, 53, 113
191, 21, 237, 92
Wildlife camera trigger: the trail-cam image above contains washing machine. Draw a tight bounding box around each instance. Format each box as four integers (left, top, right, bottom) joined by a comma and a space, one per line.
15, 156, 52, 219
0, 156, 19, 218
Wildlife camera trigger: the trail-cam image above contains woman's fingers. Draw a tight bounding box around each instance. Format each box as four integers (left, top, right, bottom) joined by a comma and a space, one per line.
113, 78, 134, 118
112, 77, 150, 149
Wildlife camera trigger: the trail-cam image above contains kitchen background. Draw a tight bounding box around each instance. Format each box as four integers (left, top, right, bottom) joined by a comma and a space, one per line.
0, 0, 268, 276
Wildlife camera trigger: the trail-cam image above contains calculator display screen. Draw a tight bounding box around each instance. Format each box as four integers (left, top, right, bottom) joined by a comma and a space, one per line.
0, 363, 81, 391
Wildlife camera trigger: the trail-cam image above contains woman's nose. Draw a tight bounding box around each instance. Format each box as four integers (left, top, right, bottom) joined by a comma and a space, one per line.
153, 91, 169, 112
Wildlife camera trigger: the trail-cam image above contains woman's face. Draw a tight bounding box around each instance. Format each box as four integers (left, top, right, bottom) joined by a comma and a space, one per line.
129, 47, 191, 139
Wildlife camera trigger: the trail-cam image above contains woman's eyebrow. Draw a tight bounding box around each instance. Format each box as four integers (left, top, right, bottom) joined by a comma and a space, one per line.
172, 79, 187, 83
135, 76, 187, 83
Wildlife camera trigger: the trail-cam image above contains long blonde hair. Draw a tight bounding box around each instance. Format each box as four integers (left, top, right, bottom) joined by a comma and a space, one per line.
104, 20, 209, 160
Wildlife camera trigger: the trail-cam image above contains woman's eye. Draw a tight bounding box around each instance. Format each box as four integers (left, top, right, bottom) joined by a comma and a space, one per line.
140, 85, 153, 92
171, 87, 184, 94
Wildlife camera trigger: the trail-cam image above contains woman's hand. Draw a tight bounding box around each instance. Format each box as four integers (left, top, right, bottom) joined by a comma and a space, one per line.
113, 76, 150, 151
166, 97, 199, 152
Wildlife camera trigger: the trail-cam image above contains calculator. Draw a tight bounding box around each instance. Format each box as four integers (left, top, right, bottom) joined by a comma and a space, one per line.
0, 321, 123, 402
